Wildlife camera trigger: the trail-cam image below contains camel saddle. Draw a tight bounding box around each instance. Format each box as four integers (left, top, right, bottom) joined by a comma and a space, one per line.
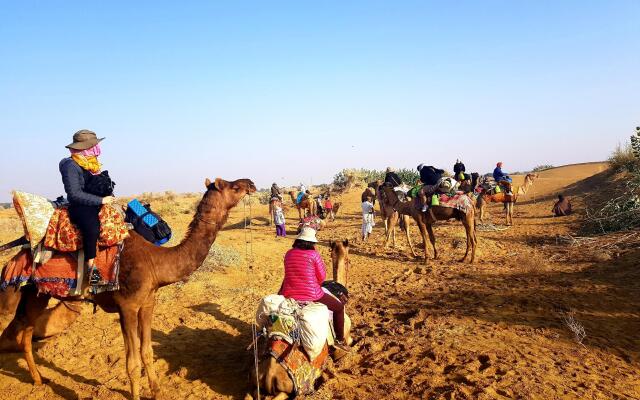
268, 338, 329, 397
3, 192, 128, 297
0, 244, 123, 297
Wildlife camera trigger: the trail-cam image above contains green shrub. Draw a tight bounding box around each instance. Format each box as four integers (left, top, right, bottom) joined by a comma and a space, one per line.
583, 128, 640, 233
532, 164, 554, 172
333, 168, 419, 188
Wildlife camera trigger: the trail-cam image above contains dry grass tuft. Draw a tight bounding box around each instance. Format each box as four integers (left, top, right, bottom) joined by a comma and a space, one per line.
560, 310, 587, 347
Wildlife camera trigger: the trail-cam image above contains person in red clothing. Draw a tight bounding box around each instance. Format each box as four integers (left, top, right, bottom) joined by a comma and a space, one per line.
279, 227, 348, 349
323, 194, 334, 221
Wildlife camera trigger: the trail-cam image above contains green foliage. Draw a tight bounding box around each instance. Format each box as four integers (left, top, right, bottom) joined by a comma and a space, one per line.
582, 177, 640, 234
395, 168, 420, 184
583, 128, 640, 234
332, 168, 420, 188
532, 164, 554, 172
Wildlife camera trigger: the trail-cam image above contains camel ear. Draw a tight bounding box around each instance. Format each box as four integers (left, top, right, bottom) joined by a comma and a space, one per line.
205, 178, 212, 188
214, 177, 225, 191
343, 239, 349, 248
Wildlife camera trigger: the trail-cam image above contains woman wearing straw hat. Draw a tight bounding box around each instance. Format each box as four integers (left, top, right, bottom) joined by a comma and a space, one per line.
59, 129, 116, 275
279, 227, 349, 351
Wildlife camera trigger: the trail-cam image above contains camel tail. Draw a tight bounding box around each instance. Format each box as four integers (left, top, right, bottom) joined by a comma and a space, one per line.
0, 237, 28, 252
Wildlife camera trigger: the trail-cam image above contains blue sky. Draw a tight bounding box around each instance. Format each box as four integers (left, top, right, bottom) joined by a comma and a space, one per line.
1, 1, 638, 201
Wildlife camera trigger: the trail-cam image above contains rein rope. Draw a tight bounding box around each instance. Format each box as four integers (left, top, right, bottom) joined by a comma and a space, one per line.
243, 193, 260, 399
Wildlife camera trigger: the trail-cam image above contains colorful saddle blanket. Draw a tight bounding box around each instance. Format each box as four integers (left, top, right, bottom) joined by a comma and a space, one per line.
415, 192, 474, 214
269, 338, 329, 397
0, 245, 122, 297
44, 205, 129, 252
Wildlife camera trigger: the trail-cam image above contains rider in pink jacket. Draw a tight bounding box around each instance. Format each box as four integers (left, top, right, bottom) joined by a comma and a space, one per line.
279, 227, 348, 346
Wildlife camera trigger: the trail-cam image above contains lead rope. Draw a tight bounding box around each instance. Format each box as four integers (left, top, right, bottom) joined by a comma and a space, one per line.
252, 322, 261, 400
244, 194, 260, 399
243, 194, 255, 269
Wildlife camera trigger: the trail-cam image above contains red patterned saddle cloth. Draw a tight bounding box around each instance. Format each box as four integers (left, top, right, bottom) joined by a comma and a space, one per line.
44, 205, 129, 252
269, 338, 328, 396
0, 245, 121, 297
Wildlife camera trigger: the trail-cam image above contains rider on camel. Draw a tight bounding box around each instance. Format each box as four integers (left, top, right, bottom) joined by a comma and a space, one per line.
270, 182, 282, 201
453, 159, 466, 181
384, 167, 402, 187
493, 162, 513, 195
417, 164, 444, 212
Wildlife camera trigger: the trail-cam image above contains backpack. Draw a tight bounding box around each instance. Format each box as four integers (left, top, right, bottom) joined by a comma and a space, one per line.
84, 170, 115, 197
125, 200, 172, 245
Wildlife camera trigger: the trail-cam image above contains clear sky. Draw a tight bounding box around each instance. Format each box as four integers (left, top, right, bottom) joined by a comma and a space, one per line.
1, 1, 638, 201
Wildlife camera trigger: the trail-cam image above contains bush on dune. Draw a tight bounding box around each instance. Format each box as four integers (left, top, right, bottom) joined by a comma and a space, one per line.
583, 128, 640, 233
532, 164, 554, 172
332, 168, 419, 189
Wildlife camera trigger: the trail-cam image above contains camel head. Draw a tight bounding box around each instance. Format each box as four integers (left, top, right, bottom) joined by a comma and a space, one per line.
330, 239, 350, 287
202, 178, 256, 212
525, 173, 539, 184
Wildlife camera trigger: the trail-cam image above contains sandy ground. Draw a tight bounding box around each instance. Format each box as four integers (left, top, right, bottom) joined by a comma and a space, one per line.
0, 162, 639, 400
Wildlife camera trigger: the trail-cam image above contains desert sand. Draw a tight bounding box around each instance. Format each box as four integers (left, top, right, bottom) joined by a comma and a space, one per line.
0, 162, 638, 399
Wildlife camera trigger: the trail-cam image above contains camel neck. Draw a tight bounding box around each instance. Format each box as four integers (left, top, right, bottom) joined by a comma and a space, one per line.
333, 258, 348, 287
158, 204, 227, 286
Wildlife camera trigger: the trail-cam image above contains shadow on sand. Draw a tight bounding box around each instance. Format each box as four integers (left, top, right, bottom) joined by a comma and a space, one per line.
152, 302, 252, 398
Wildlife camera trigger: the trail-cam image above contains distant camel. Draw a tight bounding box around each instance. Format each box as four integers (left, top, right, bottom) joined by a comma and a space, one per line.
2, 177, 256, 400
381, 185, 477, 265
246, 240, 353, 400
477, 173, 538, 225
288, 191, 314, 220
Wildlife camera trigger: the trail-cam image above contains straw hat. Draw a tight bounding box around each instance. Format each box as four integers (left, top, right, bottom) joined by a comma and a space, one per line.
296, 226, 318, 243
66, 129, 105, 150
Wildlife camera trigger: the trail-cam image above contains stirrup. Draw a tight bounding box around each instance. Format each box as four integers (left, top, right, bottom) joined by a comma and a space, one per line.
88, 266, 102, 285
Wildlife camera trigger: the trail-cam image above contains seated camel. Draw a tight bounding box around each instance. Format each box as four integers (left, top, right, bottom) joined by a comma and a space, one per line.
246, 240, 352, 400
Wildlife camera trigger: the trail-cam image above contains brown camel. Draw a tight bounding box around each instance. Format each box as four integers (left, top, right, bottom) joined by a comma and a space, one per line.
381, 185, 477, 265
477, 173, 538, 225
288, 191, 314, 220
246, 240, 352, 400
5, 177, 256, 400
373, 184, 415, 254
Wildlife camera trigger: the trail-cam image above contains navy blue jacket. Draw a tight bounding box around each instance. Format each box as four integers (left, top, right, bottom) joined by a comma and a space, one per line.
419, 166, 444, 186
59, 158, 103, 206
384, 172, 402, 187
493, 167, 508, 182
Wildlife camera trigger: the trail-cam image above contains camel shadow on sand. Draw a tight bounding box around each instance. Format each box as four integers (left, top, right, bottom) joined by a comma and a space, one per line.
152, 303, 252, 398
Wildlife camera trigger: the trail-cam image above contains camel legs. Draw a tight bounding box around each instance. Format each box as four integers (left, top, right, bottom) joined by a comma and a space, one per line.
478, 200, 486, 223
403, 216, 417, 257
20, 288, 50, 385
120, 307, 143, 400
417, 221, 430, 265
506, 202, 514, 226
139, 298, 160, 398
426, 224, 437, 260
383, 212, 399, 248
460, 214, 477, 263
